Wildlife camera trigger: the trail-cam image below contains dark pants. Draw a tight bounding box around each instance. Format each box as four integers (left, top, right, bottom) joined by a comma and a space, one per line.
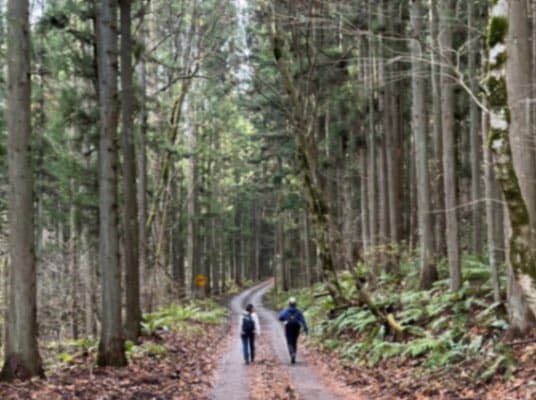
285, 326, 300, 360
241, 333, 255, 362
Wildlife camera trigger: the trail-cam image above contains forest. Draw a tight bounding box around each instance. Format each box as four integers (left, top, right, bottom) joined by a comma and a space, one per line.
1, 0, 536, 399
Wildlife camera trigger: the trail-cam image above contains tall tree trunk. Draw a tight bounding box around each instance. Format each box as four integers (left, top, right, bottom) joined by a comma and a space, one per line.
439, 0, 461, 291
507, 0, 536, 229
411, 0, 437, 289
408, 138, 418, 251
360, 147, 369, 257
1, 0, 44, 380
367, 41, 377, 271
120, 0, 141, 342
69, 185, 79, 340
430, 0, 446, 257
468, 1, 483, 255
303, 210, 313, 286
186, 119, 200, 296
532, 0, 536, 146
274, 216, 284, 293
254, 205, 261, 281
482, 107, 501, 302
377, 10, 390, 269
378, 135, 389, 266
96, 0, 127, 367
232, 202, 241, 287
383, 0, 399, 252
387, 83, 402, 247
137, 4, 149, 312
487, 0, 536, 335
81, 225, 96, 338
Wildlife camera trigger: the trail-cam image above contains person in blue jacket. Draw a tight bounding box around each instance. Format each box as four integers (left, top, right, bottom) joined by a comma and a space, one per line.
278, 297, 308, 364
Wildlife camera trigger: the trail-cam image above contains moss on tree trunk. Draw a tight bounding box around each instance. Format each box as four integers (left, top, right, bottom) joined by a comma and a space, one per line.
487, 0, 536, 334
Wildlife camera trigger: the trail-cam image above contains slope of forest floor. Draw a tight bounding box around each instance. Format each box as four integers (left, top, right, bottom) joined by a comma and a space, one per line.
0, 300, 229, 400
267, 256, 536, 399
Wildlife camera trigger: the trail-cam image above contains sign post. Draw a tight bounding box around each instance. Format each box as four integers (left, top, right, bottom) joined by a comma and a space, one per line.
195, 274, 207, 288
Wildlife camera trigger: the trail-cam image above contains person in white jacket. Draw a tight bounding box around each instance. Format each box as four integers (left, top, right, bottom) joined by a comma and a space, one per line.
239, 303, 261, 364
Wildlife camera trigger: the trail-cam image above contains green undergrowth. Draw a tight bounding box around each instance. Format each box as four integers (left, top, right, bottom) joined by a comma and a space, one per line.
49, 299, 228, 366
268, 254, 513, 383
141, 298, 228, 336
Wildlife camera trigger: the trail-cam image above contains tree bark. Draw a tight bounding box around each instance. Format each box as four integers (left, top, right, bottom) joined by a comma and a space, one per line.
81, 225, 96, 338
487, 0, 536, 335
482, 106, 501, 302
367, 39, 378, 271
137, 3, 149, 312
69, 184, 79, 340
378, 27, 390, 269
468, 0, 483, 255
120, 0, 141, 343
96, 0, 127, 367
303, 210, 313, 286
360, 146, 369, 257
1, 0, 44, 380
439, 0, 462, 291
410, 0, 437, 289
507, 0, 536, 229
429, 0, 446, 257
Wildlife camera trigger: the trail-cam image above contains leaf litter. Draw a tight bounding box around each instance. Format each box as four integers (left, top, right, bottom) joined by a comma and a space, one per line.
0, 321, 227, 400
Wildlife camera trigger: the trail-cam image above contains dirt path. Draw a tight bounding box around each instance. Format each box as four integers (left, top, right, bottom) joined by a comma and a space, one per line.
251, 284, 345, 400
210, 281, 272, 400
211, 282, 357, 400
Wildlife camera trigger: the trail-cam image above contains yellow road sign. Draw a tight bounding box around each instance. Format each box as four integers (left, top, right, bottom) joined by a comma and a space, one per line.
195, 274, 207, 288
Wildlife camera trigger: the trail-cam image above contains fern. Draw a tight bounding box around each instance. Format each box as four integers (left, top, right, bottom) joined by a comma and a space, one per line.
489, 318, 509, 330
69, 337, 97, 352
141, 316, 170, 336
463, 258, 491, 281
402, 338, 442, 358
425, 345, 465, 368
426, 299, 451, 318
399, 307, 426, 325
58, 352, 74, 364
340, 341, 364, 359
430, 315, 450, 332
367, 342, 403, 366
475, 302, 502, 322
400, 291, 428, 305
479, 354, 511, 382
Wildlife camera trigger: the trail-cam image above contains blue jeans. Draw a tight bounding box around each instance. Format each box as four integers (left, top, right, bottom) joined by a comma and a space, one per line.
241, 333, 255, 362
